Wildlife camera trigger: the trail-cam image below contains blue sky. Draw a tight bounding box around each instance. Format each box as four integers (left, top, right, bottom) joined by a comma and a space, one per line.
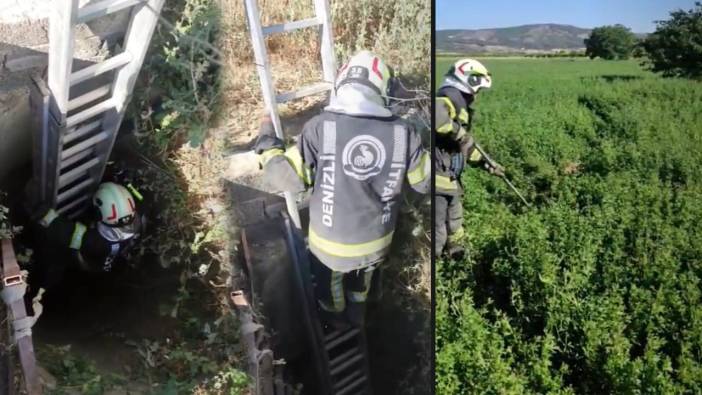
436, 0, 698, 33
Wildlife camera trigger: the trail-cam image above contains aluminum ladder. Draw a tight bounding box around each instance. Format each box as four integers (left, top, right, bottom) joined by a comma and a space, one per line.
243, 0, 337, 229
323, 326, 373, 395
31, 0, 165, 218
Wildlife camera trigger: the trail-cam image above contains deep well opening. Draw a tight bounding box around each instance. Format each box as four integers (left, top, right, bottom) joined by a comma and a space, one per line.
0, 132, 238, 392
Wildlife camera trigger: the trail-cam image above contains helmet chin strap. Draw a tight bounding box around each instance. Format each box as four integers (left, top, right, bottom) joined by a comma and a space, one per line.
440, 76, 476, 95
97, 221, 136, 243
326, 83, 393, 118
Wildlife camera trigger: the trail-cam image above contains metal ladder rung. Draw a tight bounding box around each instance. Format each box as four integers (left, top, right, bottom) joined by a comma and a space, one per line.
335, 375, 368, 395
59, 157, 101, 187
64, 120, 102, 145
57, 177, 95, 204
77, 0, 144, 24
70, 52, 132, 86
66, 98, 115, 128
333, 369, 365, 392
61, 131, 110, 160
57, 194, 91, 216
329, 347, 360, 370
60, 149, 93, 170
330, 353, 364, 377
67, 84, 112, 112
262, 17, 321, 35
276, 81, 333, 103
325, 329, 360, 350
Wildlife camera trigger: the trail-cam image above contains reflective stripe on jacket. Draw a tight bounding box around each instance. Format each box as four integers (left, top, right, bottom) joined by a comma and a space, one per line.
434, 86, 484, 195
260, 111, 429, 272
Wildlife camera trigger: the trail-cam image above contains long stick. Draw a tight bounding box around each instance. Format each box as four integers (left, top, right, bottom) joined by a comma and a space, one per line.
474, 143, 531, 207
502, 177, 531, 207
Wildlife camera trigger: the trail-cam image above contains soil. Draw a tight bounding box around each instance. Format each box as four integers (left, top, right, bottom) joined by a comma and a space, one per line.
367, 294, 431, 395
33, 259, 181, 381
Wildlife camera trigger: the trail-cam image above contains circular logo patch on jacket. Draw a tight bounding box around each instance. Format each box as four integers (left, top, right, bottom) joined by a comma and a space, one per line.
342, 135, 386, 181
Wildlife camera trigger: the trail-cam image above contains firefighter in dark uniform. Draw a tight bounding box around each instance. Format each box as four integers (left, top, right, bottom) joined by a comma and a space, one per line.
32, 182, 144, 287
435, 58, 504, 259
255, 51, 430, 321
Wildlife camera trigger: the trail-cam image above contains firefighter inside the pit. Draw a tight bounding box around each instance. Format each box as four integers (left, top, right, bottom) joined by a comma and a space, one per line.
435, 58, 504, 259
254, 51, 430, 322
32, 182, 144, 284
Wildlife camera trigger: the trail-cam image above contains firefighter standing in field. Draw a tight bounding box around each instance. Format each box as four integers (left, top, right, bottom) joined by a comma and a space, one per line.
255, 51, 430, 322
435, 58, 504, 258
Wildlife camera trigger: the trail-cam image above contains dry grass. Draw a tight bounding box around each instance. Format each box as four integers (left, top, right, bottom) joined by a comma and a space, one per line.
162, 0, 431, 391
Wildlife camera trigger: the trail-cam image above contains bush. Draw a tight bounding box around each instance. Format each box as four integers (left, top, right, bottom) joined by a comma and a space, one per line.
640, 2, 702, 79
585, 25, 637, 60
134, 0, 221, 153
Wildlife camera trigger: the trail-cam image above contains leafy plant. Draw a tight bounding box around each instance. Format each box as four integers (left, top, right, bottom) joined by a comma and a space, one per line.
0, 201, 11, 239
584, 24, 637, 60
640, 2, 702, 79
41, 345, 125, 395
134, 0, 221, 153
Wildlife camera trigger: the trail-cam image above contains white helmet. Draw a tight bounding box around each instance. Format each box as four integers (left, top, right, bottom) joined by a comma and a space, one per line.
93, 182, 136, 227
444, 58, 492, 95
335, 51, 394, 105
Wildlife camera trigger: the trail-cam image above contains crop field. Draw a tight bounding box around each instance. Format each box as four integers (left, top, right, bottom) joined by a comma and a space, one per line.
435, 57, 702, 393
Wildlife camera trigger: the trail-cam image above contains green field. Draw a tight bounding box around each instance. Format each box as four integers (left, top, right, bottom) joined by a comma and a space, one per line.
436, 57, 702, 393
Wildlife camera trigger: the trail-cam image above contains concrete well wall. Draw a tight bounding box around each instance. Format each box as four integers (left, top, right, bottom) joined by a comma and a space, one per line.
0, 0, 130, 183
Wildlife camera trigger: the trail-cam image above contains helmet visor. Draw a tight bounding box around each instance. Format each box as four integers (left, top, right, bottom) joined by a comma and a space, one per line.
467, 73, 492, 90
108, 213, 136, 228
115, 214, 140, 235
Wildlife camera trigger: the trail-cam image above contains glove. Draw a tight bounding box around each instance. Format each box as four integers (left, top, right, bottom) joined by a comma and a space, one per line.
259, 115, 275, 137
486, 162, 505, 177
458, 134, 472, 158
254, 115, 284, 154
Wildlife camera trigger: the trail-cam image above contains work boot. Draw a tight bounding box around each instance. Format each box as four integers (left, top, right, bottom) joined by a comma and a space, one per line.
445, 243, 465, 261
365, 269, 383, 304
319, 307, 351, 331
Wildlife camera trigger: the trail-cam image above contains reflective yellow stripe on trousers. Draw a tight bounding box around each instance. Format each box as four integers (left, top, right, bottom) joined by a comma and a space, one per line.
309, 228, 394, 258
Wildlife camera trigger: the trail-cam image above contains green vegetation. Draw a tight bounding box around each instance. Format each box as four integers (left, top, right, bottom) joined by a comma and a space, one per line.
585, 25, 637, 60
435, 57, 702, 393
134, 0, 221, 153
0, 198, 11, 239
640, 2, 702, 79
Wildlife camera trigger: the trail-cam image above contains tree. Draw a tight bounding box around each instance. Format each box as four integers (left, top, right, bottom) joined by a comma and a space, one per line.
584, 25, 637, 60
640, 2, 702, 79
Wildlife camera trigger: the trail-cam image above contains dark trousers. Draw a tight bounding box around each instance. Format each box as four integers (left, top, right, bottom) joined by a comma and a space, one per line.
311, 256, 376, 313
434, 194, 464, 257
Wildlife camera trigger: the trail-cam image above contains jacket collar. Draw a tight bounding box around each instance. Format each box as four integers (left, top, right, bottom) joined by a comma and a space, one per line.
325, 83, 393, 118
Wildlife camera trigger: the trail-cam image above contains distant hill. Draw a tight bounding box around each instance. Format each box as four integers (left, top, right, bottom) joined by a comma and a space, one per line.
437, 24, 592, 54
